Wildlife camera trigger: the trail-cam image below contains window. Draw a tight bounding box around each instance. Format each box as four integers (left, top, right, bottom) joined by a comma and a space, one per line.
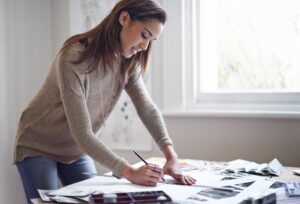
158, 0, 300, 116
199, 0, 300, 92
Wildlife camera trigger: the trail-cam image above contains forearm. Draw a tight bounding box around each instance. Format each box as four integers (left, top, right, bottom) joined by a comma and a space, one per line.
126, 78, 173, 149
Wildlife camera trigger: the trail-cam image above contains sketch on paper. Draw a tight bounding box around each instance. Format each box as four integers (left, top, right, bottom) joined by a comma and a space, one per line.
79, 0, 152, 150
187, 181, 254, 202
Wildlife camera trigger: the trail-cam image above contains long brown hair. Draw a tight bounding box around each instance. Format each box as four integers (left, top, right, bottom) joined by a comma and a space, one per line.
61, 0, 167, 75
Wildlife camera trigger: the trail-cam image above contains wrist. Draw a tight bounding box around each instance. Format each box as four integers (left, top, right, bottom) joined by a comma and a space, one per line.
122, 163, 133, 181
166, 157, 178, 165
163, 145, 178, 162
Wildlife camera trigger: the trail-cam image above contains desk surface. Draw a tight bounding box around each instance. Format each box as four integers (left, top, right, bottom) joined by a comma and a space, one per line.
32, 158, 300, 204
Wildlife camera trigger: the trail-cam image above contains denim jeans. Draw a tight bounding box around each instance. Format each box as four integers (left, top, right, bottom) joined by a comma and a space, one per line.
16, 155, 97, 204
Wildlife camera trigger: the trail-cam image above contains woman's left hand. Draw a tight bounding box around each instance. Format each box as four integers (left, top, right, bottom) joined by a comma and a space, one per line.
163, 160, 197, 185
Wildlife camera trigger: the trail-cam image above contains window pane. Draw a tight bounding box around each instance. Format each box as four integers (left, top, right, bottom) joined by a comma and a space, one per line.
199, 0, 300, 93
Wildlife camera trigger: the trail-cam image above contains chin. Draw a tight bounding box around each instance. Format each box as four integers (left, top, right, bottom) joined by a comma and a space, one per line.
121, 52, 130, 59
123, 53, 134, 59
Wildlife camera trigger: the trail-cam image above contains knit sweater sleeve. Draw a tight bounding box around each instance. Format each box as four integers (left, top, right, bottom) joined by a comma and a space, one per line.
56, 50, 127, 178
125, 68, 173, 149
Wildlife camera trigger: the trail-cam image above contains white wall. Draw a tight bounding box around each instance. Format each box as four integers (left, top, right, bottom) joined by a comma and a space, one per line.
2, 0, 26, 203
0, 0, 12, 202
1, 0, 70, 203
162, 116, 300, 166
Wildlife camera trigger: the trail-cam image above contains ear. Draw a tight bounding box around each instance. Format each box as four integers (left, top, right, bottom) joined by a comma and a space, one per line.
119, 11, 130, 26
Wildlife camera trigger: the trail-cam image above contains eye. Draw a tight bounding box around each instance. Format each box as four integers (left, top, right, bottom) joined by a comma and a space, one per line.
141, 31, 148, 39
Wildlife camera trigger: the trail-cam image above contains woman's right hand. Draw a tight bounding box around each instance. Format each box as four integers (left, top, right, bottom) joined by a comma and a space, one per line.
122, 163, 163, 186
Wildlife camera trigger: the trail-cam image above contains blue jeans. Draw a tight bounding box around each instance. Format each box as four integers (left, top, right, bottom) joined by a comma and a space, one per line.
16, 155, 97, 204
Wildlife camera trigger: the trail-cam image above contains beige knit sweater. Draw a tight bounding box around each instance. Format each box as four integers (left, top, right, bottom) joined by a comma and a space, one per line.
13, 43, 173, 178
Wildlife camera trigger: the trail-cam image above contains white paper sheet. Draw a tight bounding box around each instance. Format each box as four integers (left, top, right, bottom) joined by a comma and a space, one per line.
225, 158, 283, 176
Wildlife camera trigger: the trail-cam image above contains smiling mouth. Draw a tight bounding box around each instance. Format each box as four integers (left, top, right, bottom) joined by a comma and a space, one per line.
131, 47, 138, 55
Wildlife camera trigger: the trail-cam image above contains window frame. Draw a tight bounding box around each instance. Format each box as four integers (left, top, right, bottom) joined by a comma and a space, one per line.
155, 0, 300, 118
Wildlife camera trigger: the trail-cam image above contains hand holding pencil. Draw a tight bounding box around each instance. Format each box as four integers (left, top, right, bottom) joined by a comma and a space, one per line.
130, 151, 164, 185
122, 162, 164, 186
133, 150, 165, 182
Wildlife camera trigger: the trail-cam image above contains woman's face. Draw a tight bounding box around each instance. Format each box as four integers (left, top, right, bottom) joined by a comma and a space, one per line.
119, 11, 164, 58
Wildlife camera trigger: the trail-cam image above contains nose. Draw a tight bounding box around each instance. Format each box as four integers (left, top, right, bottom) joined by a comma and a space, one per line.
139, 40, 150, 51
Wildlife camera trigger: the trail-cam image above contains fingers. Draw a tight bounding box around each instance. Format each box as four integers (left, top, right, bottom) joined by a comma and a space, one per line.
183, 175, 197, 185
147, 164, 164, 178
178, 175, 197, 185
149, 165, 164, 181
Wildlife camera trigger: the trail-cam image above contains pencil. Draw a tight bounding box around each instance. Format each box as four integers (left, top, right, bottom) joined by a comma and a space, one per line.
132, 150, 166, 182
133, 150, 149, 165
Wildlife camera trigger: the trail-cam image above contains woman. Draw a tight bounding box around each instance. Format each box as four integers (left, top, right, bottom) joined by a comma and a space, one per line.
14, 0, 196, 202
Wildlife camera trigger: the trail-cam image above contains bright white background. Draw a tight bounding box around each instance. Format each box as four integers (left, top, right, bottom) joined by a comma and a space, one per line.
1, 0, 300, 203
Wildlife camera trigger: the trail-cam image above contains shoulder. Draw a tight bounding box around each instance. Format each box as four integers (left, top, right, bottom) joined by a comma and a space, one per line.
58, 43, 84, 65
54, 43, 88, 77
54, 43, 88, 87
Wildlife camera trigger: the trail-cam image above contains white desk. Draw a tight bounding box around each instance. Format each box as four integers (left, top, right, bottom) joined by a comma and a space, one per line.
32, 158, 300, 204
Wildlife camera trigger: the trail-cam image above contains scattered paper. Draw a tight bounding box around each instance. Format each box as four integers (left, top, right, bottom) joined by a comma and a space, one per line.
38, 189, 89, 203
37, 158, 290, 204
225, 158, 283, 176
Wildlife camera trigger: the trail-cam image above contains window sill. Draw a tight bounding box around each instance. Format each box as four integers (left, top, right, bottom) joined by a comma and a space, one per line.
162, 110, 300, 119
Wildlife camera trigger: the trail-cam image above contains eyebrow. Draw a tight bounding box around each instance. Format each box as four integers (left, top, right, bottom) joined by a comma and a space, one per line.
144, 28, 157, 40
